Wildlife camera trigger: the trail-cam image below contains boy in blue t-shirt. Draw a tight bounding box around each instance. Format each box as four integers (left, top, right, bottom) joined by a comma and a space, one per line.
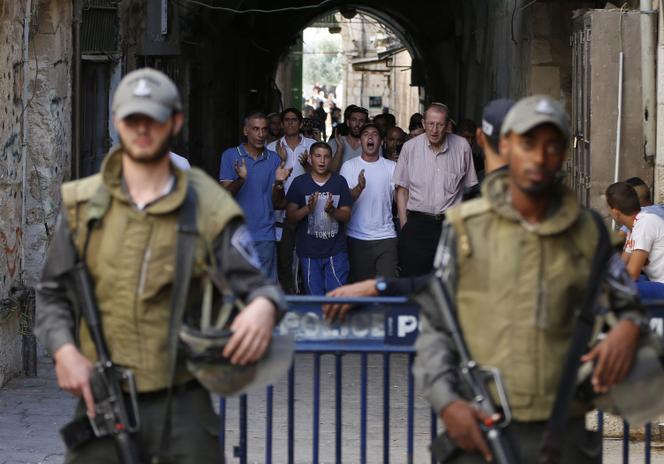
286, 142, 353, 294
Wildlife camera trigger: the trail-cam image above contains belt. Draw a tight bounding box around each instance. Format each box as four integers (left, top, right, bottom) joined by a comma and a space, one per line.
407, 210, 446, 222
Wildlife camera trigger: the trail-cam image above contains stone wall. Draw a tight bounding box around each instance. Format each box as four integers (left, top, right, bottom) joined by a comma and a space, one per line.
0, 0, 72, 386
0, 0, 31, 387
339, 16, 420, 125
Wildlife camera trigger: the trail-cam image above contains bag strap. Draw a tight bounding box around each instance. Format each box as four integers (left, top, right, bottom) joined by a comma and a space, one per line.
539, 209, 613, 464
154, 183, 199, 463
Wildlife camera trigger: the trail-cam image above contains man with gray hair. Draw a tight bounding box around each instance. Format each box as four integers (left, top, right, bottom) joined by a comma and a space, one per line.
220, 112, 292, 281
393, 102, 478, 276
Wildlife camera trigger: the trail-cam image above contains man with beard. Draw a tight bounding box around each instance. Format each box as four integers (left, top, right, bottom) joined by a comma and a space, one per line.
35, 68, 285, 463
220, 112, 292, 281
328, 105, 371, 171
340, 124, 398, 281
324, 96, 646, 462
394, 102, 478, 276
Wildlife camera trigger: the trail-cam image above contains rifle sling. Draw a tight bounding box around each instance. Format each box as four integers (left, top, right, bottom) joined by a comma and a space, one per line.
153, 183, 199, 463
539, 210, 613, 464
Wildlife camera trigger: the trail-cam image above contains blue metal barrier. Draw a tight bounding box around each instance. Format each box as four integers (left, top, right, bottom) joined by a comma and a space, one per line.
219, 296, 664, 463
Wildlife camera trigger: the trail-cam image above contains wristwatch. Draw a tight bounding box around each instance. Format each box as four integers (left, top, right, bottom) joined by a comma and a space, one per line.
375, 277, 388, 295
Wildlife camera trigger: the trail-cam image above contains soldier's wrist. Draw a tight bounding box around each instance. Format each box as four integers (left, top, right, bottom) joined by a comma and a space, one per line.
53, 343, 80, 363
619, 311, 650, 336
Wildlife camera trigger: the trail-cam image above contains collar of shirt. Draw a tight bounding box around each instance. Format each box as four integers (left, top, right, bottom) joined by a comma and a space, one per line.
121, 175, 176, 211
280, 135, 306, 151
426, 136, 449, 156
238, 144, 268, 161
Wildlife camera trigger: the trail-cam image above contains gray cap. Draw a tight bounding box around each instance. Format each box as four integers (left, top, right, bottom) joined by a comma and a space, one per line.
112, 68, 182, 122
500, 95, 570, 140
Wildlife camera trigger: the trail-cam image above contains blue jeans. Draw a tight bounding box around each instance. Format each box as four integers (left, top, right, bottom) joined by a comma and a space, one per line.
254, 240, 277, 282
300, 252, 349, 295
636, 275, 664, 299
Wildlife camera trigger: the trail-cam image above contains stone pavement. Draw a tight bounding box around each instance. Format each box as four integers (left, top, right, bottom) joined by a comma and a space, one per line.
1, 350, 663, 464
0, 349, 76, 464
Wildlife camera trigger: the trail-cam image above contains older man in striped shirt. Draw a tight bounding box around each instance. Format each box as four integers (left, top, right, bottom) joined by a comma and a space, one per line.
393, 103, 478, 276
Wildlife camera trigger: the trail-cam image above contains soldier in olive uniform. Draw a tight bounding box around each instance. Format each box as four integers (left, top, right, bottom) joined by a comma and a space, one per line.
35, 68, 286, 463
324, 96, 648, 462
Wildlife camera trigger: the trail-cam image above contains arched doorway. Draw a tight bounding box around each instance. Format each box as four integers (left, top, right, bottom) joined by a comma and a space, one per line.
274, 8, 424, 133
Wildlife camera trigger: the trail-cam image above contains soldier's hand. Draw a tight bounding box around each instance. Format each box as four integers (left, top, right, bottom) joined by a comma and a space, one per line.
223, 296, 276, 365
323, 279, 378, 322
440, 400, 494, 462
581, 319, 640, 393
54, 343, 96, 417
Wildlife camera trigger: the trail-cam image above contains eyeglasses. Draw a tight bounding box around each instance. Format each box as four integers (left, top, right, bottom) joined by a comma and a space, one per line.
424, 122, 446, 130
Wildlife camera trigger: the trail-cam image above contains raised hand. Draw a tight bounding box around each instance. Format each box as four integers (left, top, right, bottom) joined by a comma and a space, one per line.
275, 161, 292, 183
306, 192, 319, 213
276, 140, 288, 162
334, 132, 344, 157
299, 150, 310, 170
324, 194, 335, 215
357, 169, 366, 190
234, 158, 248, 179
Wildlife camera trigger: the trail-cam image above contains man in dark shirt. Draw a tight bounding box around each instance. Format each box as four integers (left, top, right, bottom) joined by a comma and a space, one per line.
286, 142, 352, 294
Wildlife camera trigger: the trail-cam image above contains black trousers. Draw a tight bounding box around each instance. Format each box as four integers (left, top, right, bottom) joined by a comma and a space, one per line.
65, 381, 223, 464
276, 222, 297, 294
445, 417, 600, 463
398, 211, 444, 277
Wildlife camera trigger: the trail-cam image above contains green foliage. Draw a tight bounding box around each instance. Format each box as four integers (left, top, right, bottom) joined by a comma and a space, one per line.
302, 29, 343, 88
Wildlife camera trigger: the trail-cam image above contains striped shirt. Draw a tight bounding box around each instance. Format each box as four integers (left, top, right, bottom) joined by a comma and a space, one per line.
392, 133, 478, 214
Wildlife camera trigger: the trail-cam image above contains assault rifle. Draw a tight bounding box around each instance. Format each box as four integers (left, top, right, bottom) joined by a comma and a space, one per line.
59, 261, 141, 464
422, 276, 520, 464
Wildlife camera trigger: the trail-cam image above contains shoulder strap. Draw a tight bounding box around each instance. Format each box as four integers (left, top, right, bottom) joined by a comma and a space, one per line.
539, 208, 612, 464
445, 199, 491, 258
156, 182, 199, 463
446, 207, 472, 258
61, 177, 111, 239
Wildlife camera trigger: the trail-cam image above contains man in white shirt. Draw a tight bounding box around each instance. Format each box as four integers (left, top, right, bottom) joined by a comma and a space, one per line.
606, 182, 664, 298
340, 123, 398, 281
267, 108, 316, 293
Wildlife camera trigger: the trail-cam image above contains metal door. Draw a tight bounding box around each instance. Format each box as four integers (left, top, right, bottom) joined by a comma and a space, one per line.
570, 16, 592, 206
80, 61, 110, 176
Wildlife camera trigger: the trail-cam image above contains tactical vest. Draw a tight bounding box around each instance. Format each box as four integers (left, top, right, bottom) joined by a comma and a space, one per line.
61, 148, 243, 392
444, 175, 602, 421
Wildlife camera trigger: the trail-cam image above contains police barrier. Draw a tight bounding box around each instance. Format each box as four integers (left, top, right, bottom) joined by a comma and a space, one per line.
219, 296, 664, 464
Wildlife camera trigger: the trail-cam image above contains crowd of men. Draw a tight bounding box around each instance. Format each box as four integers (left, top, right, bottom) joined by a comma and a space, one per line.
35, 66, 653, 463
218, 103, 480, 295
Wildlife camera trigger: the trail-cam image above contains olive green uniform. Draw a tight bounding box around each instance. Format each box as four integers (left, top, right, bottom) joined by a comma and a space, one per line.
413, 172, 645, 462
35, 148, 286, 463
